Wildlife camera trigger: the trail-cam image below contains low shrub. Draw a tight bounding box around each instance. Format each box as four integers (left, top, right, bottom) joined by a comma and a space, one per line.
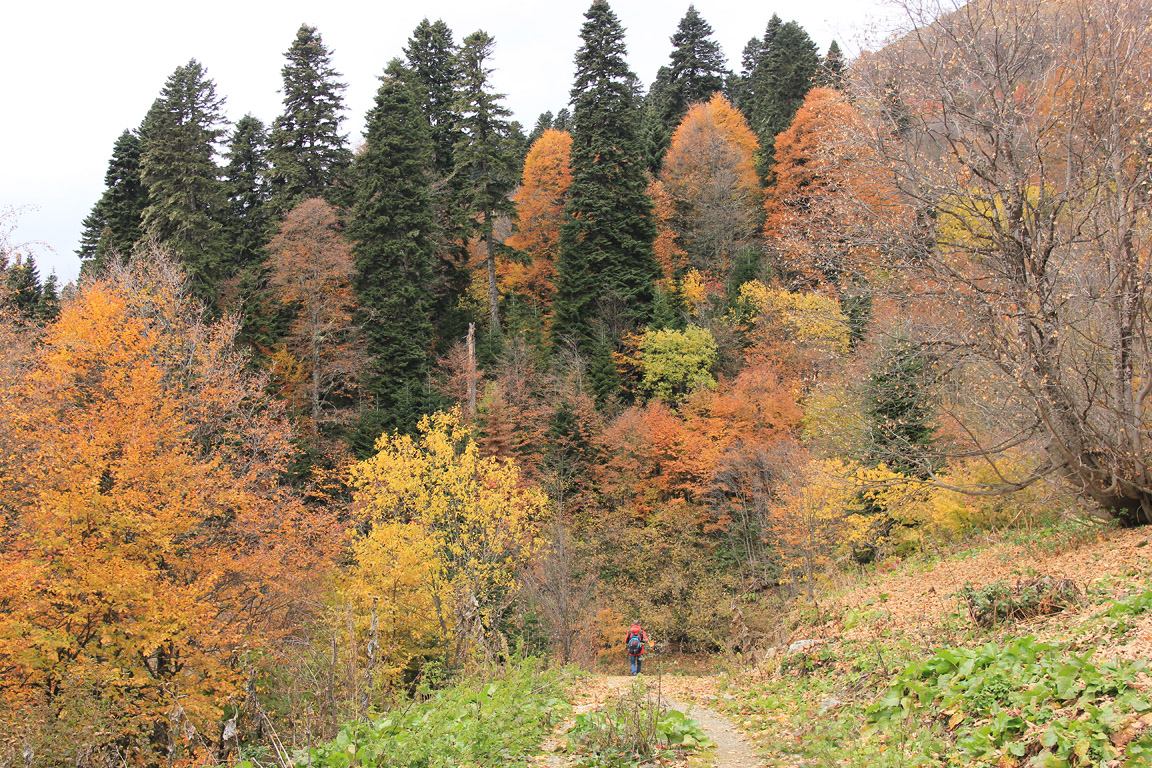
960, 576, 1081, 627
291, 658, 570, 768
565, 681, 711, 767
867, 635, 1150, 766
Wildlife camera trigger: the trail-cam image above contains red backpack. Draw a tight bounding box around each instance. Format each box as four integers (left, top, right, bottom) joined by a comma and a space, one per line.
626, 625, 644, 655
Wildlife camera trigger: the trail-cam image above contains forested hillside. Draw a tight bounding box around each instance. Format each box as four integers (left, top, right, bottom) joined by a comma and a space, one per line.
1, 0, 1150, 764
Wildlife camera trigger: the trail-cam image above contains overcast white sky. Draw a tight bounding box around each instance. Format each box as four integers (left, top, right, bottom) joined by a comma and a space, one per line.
2, 0, 900, 283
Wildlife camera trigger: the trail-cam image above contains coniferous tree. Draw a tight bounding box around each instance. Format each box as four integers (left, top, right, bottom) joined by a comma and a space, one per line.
222, 115, 272, 274
756, 21, 820, 178
4, 254, 41, 319
863, 340, 939, 478
643, 5, 728, 170
817, 40, 848, 91
553, 108, 572, 132
77, 129, 147, 275
455, 30, 517, 334
139, 59, 227, 300
553, 0, 658, 353
507, 120, 530, 169
267, 25, 352, 217
349, 59, 439, 445
731, 14, 781, 121
404, 19, 471, 352
36, 273, 60, 322
527, 111, 554, 147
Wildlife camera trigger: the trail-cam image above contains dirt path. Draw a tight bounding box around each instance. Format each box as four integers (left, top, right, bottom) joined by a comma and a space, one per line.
534, 674, 762, 767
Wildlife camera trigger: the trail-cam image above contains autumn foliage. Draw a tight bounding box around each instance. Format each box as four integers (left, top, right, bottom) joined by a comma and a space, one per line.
659, 94, 761, 283
0, 253, 335, 763
502, 129, 572, 313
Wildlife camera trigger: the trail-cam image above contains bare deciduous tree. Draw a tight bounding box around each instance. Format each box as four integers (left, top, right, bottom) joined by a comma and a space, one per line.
853, 0, 1152, 523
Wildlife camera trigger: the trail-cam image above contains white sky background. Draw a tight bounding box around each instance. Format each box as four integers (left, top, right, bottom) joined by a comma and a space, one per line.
2, 0, 901, 284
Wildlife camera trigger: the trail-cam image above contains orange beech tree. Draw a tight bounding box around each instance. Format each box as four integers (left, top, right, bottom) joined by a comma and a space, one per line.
267, 197, 360, 443
502, 128, 572, 315
0, 253, 335, 764
763, 86, 898, 294
659, 94, 761, 284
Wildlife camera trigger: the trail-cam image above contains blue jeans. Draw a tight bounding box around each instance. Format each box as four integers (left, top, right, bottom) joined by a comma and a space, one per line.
629, 655, 642, 674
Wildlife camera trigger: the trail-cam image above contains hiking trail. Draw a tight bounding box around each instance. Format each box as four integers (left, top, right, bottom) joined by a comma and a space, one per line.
533, 673, 763, 767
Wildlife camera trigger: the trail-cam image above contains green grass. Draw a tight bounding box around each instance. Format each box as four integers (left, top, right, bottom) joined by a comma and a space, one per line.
563, 680, 712, 768
286, 658, 573, 768
720, 579, 1152, 768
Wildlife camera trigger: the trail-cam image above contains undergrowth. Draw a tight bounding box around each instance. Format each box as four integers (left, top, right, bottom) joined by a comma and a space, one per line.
286, 657, 571, 768
564, 681, 712, 768
720, 572, 1152, 768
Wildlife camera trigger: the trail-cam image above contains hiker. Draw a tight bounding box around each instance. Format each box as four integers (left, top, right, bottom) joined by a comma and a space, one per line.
625, 622, 648, 675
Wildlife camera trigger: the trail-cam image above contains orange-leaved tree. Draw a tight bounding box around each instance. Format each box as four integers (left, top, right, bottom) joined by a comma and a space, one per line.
0, 252, 334, 764
267, 197, 360, 444
764, 86, 897, 293
660, 94, 761, 283
502, 129, 572, 314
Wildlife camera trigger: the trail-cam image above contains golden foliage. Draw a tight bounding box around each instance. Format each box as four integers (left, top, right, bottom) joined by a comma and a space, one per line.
0, 254, 334, 762
737, 279, 851, 366
660, 94, 761, 281
348, 409, 545, 660
502, 129, 572, 311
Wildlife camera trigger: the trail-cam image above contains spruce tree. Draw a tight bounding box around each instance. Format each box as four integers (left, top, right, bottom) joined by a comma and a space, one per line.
139, 59, 228, 300
267, 25, 352, 216
222, 115, 272, 274
37, 273, 61, 322
553, 108, 572, 132
817, 40, 848, 91
404, 19, 470, 352
455, 30, 517, 334
405, 19, 463, 180
349, 59, 439, 443
527, 111, 554, 147
4, 254, 41, 319
553, 0, 658, 353
863, 339, 938, 478
756, 21, 820, 178
643, 7, 727, 170
78, 129, 147, 275
732, 14, 781, 122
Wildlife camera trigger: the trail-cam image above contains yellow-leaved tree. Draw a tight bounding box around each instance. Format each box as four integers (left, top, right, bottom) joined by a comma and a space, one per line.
770, 459, 856, 599
0, 253, 334, 764
347, 409, 545, 665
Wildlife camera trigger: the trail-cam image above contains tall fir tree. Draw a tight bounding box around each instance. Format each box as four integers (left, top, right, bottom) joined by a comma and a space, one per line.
222, 114, 272, 274
77, 129, 147, 276
863, 339, 939, 478
642, 5, 728, 170
349, 59, 439, 445
817, 40, 848, 91
3, 254, 41, 320
267, 25, 352, 217
36, 272, 60, 322
527, 111, 555, 147
553, 0, 658, 353
730, 14, 781, 120
755, 21, 820, 179
404, 19, 471, 352
454, 30, 517, 334
139, 59, 228, 301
